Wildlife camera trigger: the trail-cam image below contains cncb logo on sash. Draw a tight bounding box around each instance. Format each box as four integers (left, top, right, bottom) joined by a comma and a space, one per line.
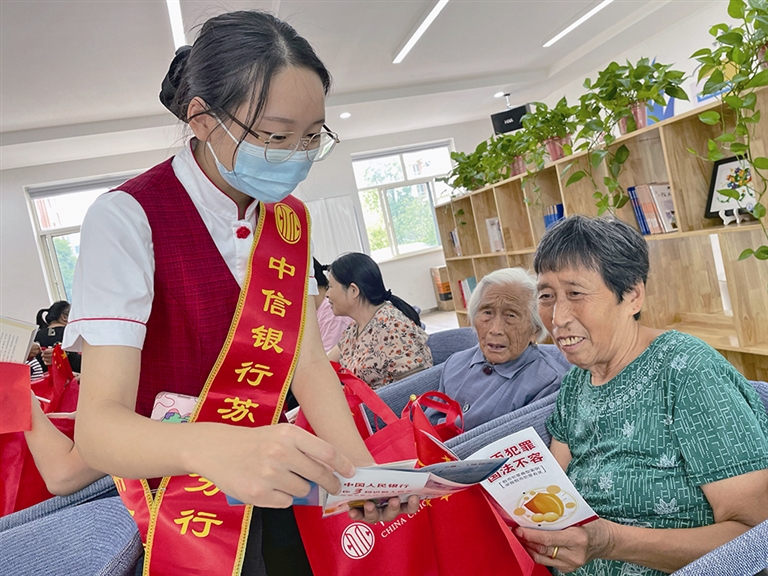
341, 523, 375, 559
275, 203, 302, 244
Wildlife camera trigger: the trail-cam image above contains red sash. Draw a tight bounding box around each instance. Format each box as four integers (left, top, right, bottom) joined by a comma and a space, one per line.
115, 197, 310, 576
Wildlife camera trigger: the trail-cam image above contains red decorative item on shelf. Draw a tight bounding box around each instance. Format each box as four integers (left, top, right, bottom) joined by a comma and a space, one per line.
631, 101, 648, 130
510, 155, 527, 176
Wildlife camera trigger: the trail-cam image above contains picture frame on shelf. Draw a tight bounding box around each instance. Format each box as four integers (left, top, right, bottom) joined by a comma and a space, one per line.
705, 157, 758, 219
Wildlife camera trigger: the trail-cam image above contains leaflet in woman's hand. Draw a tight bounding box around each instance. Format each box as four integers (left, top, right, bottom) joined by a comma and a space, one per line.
467, 427, 598, 531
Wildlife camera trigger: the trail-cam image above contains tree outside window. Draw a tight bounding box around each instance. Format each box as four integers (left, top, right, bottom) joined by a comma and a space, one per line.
353, 144, 452, 262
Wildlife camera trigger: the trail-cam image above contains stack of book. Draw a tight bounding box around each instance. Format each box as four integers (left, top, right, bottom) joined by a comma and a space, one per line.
544, 203, 564, 230
457, 276, 477, 309
448, 228, 462, 256
627, 183, 677, 235
485, 217, 504, 252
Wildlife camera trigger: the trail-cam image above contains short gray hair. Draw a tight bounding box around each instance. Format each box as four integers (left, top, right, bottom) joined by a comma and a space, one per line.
467, 267, 546, 341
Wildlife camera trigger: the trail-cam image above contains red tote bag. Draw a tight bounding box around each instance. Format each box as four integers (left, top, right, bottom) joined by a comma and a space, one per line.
293, 369, 547, 576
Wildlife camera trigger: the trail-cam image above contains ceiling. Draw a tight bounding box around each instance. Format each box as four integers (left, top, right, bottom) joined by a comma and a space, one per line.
0, 0, 718, 170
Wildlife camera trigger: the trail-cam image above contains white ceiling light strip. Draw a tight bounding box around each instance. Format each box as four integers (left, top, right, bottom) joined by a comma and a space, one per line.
543, 0, 614, 48
166, 0, 187, 49
393, 0, 450, 64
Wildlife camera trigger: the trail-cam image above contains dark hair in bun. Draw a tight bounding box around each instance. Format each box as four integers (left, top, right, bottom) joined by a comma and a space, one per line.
159, 10, 331, 133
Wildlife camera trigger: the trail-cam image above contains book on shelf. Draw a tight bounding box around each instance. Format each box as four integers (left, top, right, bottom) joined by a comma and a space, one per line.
448, 229, 462, 257
543, 204, 564, 230
634, 184, 664, 234
485, 217, 504, 252
627, 186, 649, 235
459, 276, 477, 309
0, 316, 37, 363
648, 183, 677, 233
468, 427, 598, 530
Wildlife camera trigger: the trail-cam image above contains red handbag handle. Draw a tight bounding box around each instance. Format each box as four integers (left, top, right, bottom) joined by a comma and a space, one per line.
331, 362, 400, 426
406, 391, 465, 439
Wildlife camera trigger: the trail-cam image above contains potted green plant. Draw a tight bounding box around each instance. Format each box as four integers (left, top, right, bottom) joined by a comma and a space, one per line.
585, 58, 688, 135
521, 98, 578, 162
441, 144, 487, 193
487, 130, 531, 177
690, 0, 768, 262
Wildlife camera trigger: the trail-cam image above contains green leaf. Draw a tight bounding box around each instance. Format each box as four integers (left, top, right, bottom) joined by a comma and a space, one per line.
731, 45, 746, 65
717, 31, 744, 45
699, 111, 721, 125
615, 195, 630, 209
687, 147, 698, 156
690, 48, 713, 58
591, 149, 609, 168
753, 157, 768, 169
566, 170, 587, 186
730, 142, 749, 154
697, 64, 716, 83
703, 69, 726, 94
664, 85, 689, 101
753, 202, 767, 218
755, 246, 768, 260
738, 248, 755, 260
728, 0, 746, 19
724, 95, 744, 109
717, 188, 741, 200
716, 133, 737, 142
744, 110, 762, 123
747, 69, 768, 87
710, 23, 730, 36
708, 148, 727, 162
614, 144, 630, 165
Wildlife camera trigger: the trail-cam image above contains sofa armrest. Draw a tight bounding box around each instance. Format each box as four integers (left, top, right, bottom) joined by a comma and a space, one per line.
445, 392, 558, 459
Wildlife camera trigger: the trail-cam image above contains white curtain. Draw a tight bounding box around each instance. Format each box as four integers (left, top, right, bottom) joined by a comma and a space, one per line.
305, 196, 365, 265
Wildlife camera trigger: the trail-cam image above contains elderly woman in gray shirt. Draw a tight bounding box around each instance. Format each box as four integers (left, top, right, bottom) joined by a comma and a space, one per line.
427, 268, 571, 431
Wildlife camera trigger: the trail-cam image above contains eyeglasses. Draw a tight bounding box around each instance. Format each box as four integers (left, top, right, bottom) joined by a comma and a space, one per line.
225, 113, 340, 163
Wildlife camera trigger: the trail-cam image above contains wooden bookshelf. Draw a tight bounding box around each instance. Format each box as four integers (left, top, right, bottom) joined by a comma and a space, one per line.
435, 94, 768, 381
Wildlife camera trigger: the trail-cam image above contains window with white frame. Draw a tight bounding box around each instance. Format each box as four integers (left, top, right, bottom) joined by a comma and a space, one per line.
352, 143, 453, 262
27, 174, 137, 301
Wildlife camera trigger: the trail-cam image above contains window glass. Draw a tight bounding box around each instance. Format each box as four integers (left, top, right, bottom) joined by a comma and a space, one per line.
385, 184, 439, 255
359, 188, 393, 261
33, 189, 104, 230
402, 147, 452, 180
52, 232, 81, 301
352, 155, 404, 189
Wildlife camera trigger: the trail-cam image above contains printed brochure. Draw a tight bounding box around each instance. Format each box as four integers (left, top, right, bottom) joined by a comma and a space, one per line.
227, 456, 508, 517
468, 427, 598, 531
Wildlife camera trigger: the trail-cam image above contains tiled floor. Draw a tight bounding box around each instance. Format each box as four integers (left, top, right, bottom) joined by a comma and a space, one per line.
421, 309, 460, 334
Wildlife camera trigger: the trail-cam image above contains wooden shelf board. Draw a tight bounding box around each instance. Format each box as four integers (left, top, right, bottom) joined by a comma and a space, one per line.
665, 319, 768, 357
445, 256, 474, 262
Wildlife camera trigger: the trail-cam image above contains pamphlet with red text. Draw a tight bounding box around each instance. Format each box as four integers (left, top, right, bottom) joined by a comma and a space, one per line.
468, 427, 598, 531
227, 455, 508, 517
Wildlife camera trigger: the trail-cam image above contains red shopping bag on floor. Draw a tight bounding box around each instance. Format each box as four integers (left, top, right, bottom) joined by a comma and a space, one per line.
293, 371, 546, 576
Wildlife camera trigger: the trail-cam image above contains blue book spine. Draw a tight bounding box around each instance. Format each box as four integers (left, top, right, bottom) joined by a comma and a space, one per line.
627, 187, 649, 235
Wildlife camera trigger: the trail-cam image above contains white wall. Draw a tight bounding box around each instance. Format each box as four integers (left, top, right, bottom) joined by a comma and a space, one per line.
0, 147, 178, 323
541, 2, 732, 113
296, 117, 494, 311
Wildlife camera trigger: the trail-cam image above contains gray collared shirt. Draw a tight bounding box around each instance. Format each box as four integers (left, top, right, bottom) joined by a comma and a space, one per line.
426, 343, 571, 431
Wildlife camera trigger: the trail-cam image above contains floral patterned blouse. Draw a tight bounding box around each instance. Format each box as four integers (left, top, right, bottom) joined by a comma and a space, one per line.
338, 302, 433, 390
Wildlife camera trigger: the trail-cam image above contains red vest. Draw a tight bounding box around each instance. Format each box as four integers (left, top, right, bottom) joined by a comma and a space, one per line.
117, 159, 241, 417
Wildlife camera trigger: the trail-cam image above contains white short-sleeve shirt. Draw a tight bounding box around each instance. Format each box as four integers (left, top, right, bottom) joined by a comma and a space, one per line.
63, 139, 317, 352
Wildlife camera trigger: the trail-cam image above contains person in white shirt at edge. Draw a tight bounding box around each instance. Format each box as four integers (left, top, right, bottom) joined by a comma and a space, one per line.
63, 11, 417, 575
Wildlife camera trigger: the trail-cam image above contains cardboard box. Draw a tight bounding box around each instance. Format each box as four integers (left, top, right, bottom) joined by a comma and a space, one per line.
430, 266, 454, 311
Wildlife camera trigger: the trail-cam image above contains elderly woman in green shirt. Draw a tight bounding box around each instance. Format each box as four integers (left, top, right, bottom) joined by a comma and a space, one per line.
515, 215, 768, 576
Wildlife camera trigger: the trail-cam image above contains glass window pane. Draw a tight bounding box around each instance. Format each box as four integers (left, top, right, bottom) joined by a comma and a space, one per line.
402, 147, 452, 180
432, 178, 454, 206
384, 183, 439, 255
52, 232, 81, 301
352, 155, 404, 189
359, 189, 393, 261
34, 189, 105, 230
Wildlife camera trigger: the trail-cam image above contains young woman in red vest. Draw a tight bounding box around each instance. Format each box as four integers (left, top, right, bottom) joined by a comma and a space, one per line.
63, 11, 417, 575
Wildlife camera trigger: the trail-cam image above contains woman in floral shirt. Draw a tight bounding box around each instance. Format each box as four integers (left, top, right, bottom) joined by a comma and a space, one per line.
326, 253, 432, 389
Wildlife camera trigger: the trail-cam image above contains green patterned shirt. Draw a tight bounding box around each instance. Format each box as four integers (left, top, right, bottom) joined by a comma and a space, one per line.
547, 331, 768, 576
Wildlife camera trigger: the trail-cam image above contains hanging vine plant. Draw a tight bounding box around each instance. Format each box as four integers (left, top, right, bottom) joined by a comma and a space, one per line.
691, 0, 768, 261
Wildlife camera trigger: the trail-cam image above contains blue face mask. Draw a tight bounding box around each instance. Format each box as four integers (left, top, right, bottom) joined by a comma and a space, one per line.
207, 120, 314, 203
